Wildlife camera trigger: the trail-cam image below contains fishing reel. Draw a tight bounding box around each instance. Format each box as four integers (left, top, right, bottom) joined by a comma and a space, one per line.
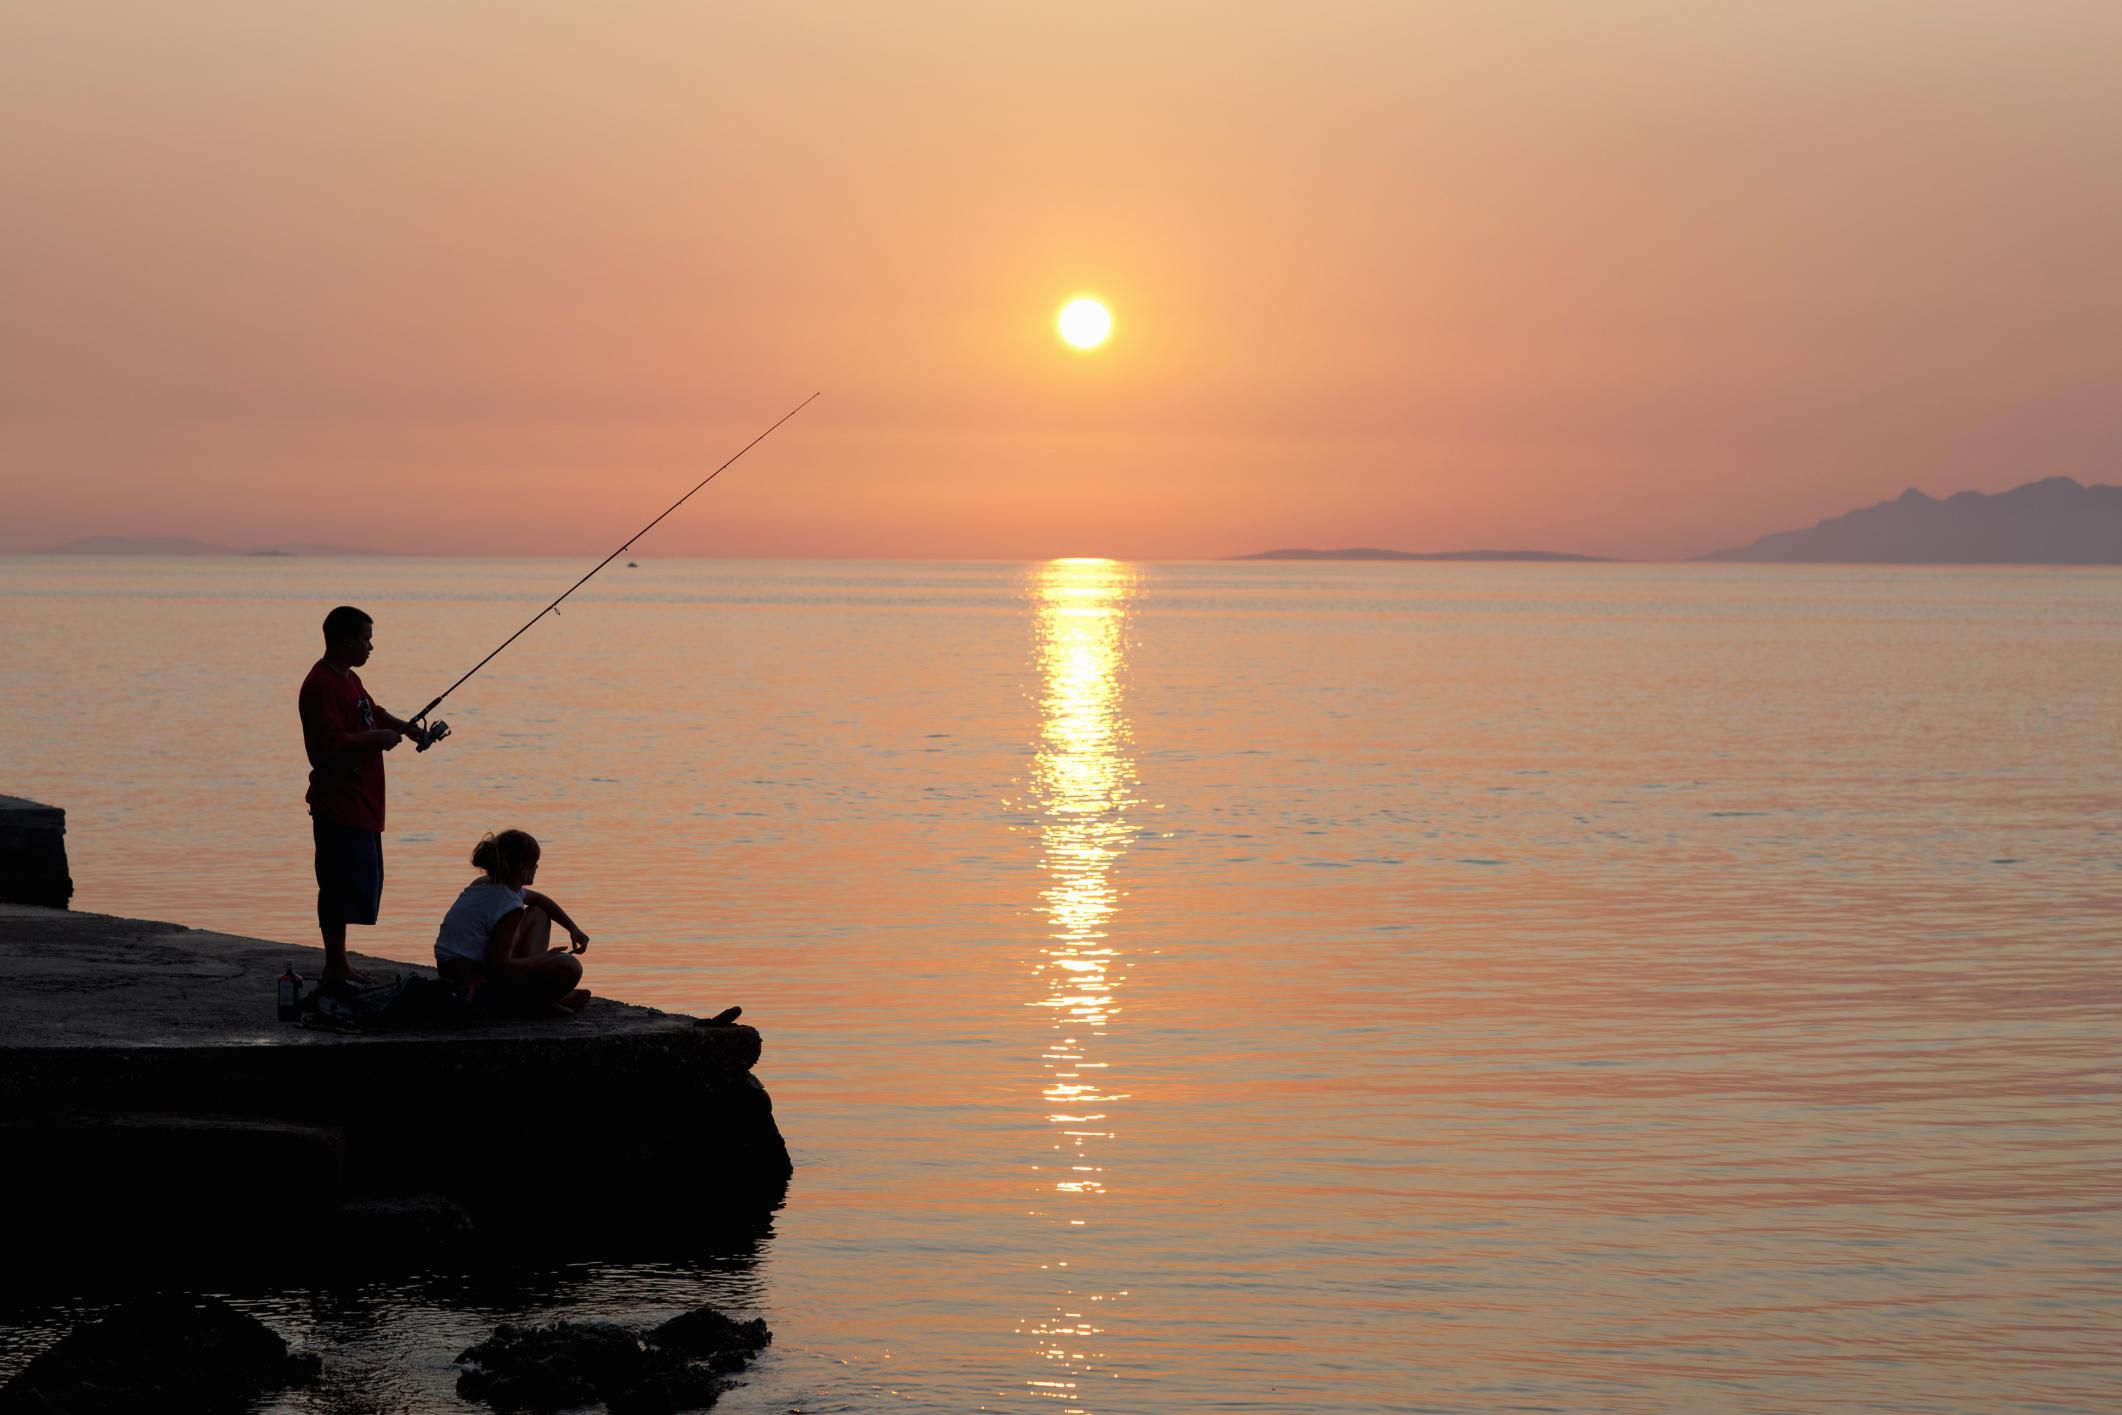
408, 716, 451, 752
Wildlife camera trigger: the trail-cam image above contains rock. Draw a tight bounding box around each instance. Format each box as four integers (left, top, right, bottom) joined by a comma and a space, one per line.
456, 1319, 643, 1396
646, 1306, 771, 1364
0, 1294, 317, 1414
459, 1363, 601, 1412
455, 1321, 649, 1412
453, 1305, 768, 1413
605, 1363, 726, 1413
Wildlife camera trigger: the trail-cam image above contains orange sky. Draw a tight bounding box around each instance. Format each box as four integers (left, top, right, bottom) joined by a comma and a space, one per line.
3, 2, 2118, 559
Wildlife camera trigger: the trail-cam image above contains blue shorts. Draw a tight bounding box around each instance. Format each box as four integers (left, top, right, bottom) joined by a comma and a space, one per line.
312, 815, 383, 927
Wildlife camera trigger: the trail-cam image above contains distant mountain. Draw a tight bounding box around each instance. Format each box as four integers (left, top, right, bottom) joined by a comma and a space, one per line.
48, 535, 236, 555
253, 542, 373, 556
48, 535, 372, 556
1706, 477, 2122, 563
1236, 547, 1608, 562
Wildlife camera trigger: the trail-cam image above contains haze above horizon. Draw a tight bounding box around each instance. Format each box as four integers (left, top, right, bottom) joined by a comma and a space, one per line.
4, 3, 2119, 560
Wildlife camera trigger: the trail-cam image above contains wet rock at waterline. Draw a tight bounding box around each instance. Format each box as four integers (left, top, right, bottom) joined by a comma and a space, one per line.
0, 1295, 318, 1414
454, 1304, 771, 1412
604, 1364, 733, 1415
646, 1306, 772, 1369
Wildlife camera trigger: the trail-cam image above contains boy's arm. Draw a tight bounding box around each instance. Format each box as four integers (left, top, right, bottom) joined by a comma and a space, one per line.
301, 681, 402, 760
373, 705, 447, 750
373, 704, 426, 738
329, 716, 402, 756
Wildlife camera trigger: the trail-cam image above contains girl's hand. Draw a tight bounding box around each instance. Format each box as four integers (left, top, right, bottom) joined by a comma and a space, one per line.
569, 927, 590, 954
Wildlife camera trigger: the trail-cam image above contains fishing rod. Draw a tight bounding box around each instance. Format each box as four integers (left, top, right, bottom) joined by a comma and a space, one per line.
403, 391, 821, 749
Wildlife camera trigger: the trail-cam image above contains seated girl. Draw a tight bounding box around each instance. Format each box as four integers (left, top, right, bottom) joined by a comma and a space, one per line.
434, 829, 591, 1016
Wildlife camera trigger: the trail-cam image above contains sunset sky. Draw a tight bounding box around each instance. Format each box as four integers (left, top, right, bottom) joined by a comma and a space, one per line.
4, 2, 2118, 560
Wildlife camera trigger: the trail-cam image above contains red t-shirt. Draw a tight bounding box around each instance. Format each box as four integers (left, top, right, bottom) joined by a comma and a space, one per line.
300, 660, 386, 831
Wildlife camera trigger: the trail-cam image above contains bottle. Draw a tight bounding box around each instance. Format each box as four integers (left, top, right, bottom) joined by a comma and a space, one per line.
277, 963, 304, 1022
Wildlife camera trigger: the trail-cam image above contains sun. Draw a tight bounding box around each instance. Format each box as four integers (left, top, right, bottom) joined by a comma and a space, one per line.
1057, 296, 1112, 350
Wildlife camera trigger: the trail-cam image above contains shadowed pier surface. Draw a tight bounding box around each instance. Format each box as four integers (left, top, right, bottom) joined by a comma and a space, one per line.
0, 903, 744, 1050
0, 903, 790, 1275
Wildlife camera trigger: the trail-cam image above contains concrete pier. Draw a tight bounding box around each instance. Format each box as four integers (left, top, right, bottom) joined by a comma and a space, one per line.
0, 796, 71, 908
0, 903, 790, 1274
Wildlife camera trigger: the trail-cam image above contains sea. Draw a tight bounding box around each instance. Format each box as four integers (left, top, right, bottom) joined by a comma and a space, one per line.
1, 555, 2116, 1413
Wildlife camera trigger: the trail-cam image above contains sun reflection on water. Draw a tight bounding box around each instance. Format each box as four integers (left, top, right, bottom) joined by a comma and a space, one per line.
1018, 558, 1141, 1408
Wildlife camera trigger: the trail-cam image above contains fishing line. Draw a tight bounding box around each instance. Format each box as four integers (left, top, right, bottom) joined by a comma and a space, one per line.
404, 391, 820, 747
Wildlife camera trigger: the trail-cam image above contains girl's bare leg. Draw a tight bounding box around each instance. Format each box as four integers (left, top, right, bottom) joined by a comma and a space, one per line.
498, 908, 588, 1013
512, 906, 555, 960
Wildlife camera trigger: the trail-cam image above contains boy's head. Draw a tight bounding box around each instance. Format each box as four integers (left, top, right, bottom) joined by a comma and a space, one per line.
321, 606, 374, 667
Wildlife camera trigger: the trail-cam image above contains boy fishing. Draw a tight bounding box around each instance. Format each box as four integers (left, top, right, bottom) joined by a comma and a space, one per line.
290, 402, 808, 990
298, 605, 434, 985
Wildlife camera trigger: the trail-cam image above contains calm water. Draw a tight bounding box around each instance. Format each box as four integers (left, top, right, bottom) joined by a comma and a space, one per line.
2, 555, 2118, 1413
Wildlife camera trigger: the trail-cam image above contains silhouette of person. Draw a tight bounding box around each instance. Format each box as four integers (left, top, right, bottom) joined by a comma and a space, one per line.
298, 605, 425, 985
433, 830, 591, 1015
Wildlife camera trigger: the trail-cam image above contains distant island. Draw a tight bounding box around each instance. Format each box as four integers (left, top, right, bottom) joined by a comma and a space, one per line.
46, 536, 372, 556
1235, 547, 1609, 562
1704, 476, 2122, 564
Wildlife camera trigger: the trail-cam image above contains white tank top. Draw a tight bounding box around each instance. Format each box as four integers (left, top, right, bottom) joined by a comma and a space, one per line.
434, 878, 527, 964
